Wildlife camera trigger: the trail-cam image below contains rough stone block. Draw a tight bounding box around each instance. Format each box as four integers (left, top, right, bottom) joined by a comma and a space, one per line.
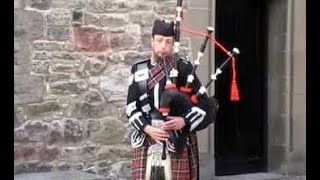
77, 57, 108, 77
32, 60, 50, 74
14, 162, 53, 174
95, 145, 131, 160
26, 0, 52, 10
121, 51, 150, 65
50, 79, 88, 94
155, 1, 185, 14
90, 118, 125, 145
101, 65, 131, 102
46, 9, 71, 26
14, 75, 45, 104
74, 26, 111, 52
51, 0, 85, 10
33, 51, 50, 60
100, 14, 128, 27
86, 0, 130, 13
14, 64, 31, 75
110, 32, 141, 51
24, 101, 60, 117
84, 13, 99, 26
14, 38, 30, 65
64, 119, 84, 143
33, 41, 63, 51
129, 11, 156, 27
51, 52, 84, 60
47, 26, 69, 41
14, 10, 44, 40
78, 102, 118, 119
14, 0, 25, 9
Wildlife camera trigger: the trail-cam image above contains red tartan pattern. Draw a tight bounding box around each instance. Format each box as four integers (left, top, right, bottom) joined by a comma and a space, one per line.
147, 59, 175, 90
131, 134, 199, 180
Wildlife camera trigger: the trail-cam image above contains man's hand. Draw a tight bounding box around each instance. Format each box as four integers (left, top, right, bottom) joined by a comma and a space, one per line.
161, 116, 186, 131
144, 125, 169, 143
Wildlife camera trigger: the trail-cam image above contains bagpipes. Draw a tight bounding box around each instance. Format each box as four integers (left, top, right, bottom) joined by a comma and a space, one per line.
146, 0, 240, 179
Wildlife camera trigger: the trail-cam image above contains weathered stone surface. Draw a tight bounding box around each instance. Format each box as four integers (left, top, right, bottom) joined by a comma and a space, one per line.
24, 101, 60, 117
15, 38, 31, 65
84, 89, 105, 105
33, 41, 63, 51
38, 146, 60, 161
109, 161, 131, 179
50, 79, 88, 94
84, 12, 99, 26
59, 145, 97, 163
47, 26, 70, 41
95, 144, 131, 160
51, 63, 75, 73
77, 56, 108, 77
78, 102, 118, 119
110, 32, 141, 51
72, 11, 83, 23
14, 162, 53, 174
46, 9, 71, 26
120, 51, 151, 65
14, 64, 31, 75
155, 1, 177, 14
48, 73, 71, 82
14, 143, 60, 162
90, 117, 126, 145
74, 26, 111, 52
33, 51, 50, 60
56, 162, 71, 171
51, 51, 84, 60
100, 14, 128, 27
141, 27, 152, 50
51, 0, 86, 10
32, 60, 50, 74
88, 77, 100, 86
14, 75, 45, 104
106, 53, 124, 63
23, 121, 50, 142
64, 119, 84, 143
101, 64, 131, 103
26, 0, 52, 10
86, 0, 130, 13
14, 10, 44, 40
129, 11, 156, 27
14, 0, 25, 9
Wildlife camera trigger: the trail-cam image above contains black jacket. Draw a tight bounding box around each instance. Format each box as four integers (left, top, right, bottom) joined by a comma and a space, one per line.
126, 57, 212, 149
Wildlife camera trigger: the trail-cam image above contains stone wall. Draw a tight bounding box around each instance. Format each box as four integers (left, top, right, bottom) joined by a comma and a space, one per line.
14, 0, 191, 178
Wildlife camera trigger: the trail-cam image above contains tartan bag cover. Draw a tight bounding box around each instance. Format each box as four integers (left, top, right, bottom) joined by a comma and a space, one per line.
131, 133, 199, 180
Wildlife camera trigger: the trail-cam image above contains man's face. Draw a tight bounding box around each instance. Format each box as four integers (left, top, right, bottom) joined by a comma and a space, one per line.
151, 35, 174, 60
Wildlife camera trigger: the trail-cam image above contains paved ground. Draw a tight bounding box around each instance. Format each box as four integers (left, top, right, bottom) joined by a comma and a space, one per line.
14, 170, 306, 180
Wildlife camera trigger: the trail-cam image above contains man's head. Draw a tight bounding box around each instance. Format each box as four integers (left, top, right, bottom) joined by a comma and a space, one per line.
151, 19, 175, 61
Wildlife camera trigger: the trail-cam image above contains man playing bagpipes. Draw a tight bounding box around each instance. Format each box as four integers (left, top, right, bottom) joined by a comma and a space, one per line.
126, 19, 219, 180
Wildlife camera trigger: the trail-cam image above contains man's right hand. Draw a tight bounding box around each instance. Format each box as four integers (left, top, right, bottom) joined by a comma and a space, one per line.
144, 125, 169, 143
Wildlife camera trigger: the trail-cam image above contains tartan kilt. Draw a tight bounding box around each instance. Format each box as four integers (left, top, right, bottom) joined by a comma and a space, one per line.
131, 133, 199, 180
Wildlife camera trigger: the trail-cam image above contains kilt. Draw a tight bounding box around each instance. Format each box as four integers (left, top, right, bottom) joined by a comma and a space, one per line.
131, 133, 199, 180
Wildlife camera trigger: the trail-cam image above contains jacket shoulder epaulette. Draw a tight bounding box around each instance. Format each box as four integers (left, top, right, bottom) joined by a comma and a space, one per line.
131, 59, 150, 73
133, 59, 150, 66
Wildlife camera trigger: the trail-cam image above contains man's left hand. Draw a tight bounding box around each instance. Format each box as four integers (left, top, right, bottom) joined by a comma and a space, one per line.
161, 116, 185, 131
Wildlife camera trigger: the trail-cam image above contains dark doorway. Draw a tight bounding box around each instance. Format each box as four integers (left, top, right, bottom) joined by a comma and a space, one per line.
214, 0, 268, 176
